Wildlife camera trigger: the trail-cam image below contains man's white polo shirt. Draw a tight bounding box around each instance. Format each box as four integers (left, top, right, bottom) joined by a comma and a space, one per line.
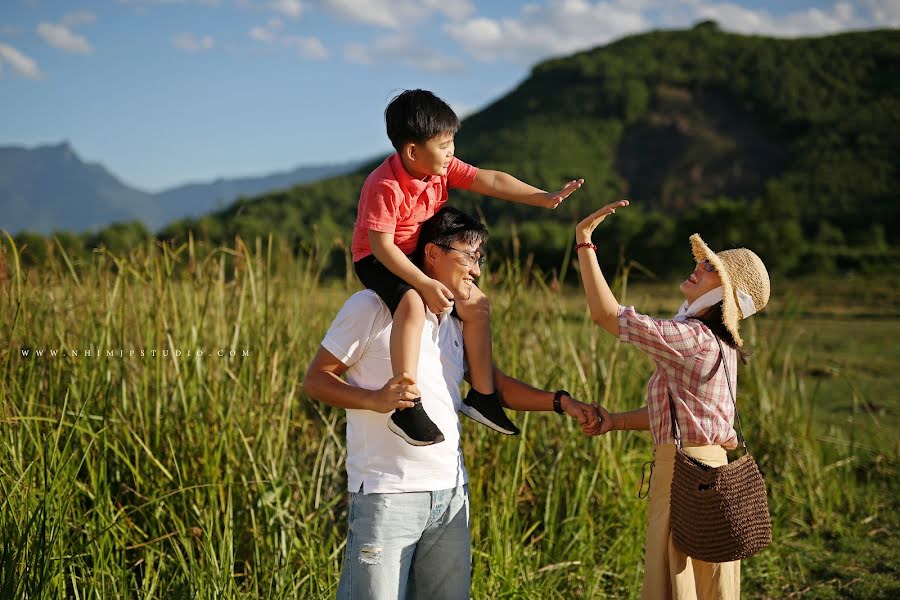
321, 290, 468, 494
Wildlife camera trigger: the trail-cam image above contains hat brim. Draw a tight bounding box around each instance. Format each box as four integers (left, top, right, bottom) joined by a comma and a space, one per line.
689, 234, 743, 347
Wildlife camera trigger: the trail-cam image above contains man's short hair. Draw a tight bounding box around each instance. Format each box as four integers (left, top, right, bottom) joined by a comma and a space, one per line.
385, 89, 460, 153
414, 207, 488, 267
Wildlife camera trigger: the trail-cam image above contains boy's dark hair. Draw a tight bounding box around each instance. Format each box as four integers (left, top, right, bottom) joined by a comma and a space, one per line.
385, 89, 460, 152
413, 207, 488, 267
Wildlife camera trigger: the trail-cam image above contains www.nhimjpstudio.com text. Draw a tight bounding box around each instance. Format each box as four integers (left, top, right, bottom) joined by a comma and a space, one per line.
19, 348, 251, 359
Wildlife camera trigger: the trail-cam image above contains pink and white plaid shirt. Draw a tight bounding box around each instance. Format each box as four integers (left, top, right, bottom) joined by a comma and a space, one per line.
617, 305, 739, 449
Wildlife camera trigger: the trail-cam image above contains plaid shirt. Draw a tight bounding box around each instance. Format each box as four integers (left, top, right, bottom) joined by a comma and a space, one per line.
617, 305, 739, 449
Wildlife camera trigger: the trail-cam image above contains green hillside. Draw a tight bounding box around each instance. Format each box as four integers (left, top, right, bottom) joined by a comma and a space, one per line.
20, 24, 900, 278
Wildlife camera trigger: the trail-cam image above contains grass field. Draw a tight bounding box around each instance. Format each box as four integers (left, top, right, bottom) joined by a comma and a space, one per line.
1, 236, 897, 598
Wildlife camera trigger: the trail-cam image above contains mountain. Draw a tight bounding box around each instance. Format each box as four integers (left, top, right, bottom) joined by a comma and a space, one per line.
155, 24, 898, 276
152, 161, 364, 224
0, 142, 363, 235
0, 143, 158, 235
11, 24, 900, 277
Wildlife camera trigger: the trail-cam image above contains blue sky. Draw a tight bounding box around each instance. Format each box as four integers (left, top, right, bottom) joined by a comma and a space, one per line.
1, 0, 896, 192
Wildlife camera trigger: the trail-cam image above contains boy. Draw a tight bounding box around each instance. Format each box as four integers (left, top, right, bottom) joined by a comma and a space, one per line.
351, 89, 583, 445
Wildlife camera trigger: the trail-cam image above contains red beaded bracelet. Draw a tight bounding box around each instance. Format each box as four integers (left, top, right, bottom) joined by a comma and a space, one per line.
574, 242, 597, 252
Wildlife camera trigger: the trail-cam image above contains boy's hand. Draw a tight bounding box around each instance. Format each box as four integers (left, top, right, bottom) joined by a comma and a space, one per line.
418, 278, 454, 314
544, 178, 584, 209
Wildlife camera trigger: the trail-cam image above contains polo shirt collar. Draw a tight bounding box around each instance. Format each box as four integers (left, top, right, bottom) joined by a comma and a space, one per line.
389, 153, 437, 197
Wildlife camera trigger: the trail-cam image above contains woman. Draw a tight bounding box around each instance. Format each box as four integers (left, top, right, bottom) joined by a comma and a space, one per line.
575, 200, 770, 599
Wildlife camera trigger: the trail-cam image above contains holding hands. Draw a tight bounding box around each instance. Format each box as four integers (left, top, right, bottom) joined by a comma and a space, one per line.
558, 393, 607, 435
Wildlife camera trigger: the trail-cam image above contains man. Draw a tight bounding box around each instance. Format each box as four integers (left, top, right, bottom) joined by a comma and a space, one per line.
303, 207, 600, 599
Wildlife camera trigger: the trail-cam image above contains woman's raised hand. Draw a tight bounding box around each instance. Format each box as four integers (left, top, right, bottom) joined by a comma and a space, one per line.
575, 200, 629, 243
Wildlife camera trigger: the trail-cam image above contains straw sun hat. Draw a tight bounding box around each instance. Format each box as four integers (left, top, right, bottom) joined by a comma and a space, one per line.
689, 234, 770, 348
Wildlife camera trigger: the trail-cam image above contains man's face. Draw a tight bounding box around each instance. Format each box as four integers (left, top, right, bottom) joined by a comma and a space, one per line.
405, 132, 455, 179
427, 238, 483, 301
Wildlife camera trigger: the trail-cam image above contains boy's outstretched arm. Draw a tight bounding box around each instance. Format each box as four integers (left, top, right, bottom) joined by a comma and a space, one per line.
469, 169, 584, 209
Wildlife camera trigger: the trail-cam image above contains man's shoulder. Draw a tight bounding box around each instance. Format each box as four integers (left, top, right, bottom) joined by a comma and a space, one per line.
325, 291, 391, 343
339, 290, 390, 319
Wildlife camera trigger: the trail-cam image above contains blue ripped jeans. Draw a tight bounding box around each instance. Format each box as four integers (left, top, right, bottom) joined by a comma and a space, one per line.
336, 484, 471, 600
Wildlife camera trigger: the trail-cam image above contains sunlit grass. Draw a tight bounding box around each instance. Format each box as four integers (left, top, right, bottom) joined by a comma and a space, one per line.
1, 236, 897, 598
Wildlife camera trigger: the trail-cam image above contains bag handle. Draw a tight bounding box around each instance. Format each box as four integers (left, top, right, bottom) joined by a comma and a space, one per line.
667, 334, 749, 452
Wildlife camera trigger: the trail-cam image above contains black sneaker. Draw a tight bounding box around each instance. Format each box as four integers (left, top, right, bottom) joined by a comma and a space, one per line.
461, 389, 520, 435
388, 398, 445, 446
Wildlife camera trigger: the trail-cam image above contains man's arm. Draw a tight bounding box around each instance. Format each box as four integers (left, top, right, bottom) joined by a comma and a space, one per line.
468, 170, 583, 209
490, 366, 603, 434
303, 346, 418, 413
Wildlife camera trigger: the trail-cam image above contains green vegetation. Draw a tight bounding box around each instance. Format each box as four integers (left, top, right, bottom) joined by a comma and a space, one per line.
2, 235, 897, 598
10, 25, 898, 281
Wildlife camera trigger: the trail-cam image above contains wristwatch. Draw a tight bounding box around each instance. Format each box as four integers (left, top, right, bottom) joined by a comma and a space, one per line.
553, 390, 570, 415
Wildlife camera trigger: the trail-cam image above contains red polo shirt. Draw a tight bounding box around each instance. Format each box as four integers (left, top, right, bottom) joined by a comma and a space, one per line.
351, 153, 478, 262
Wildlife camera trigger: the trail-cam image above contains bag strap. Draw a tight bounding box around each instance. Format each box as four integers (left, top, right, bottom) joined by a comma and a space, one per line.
666, 333, 749, 452
713, 335, 749, 452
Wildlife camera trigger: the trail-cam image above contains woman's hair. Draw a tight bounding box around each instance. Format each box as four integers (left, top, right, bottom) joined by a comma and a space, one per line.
695, 303, 751, 364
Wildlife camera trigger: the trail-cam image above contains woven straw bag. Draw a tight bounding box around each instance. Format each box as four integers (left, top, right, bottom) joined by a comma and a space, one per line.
668, 336, 772, 563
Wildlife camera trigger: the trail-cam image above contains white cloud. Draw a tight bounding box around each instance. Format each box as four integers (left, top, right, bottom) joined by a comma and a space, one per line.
284, 35, 328, 59
693, 2, 863, 36
445, 1, 884, 66
344, 33, 465, 73
62, 11, 97, 27
248, 18, 327, 60
249, 25, 275, 42
173, 32, 216, 52
0, 42, 42, 79
863, 0, 900, 25
446, 1, 648, 64
249, 17, 283, 43
324, 0, 474, 29
343, 42, 372, 64
37, 22, 94, 54
119, 0, 222, 5
271, 0, 304, 19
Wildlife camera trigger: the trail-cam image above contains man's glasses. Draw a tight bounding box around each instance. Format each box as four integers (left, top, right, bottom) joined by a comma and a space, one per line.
435, 243, 485, 267
700, 259, 716, 272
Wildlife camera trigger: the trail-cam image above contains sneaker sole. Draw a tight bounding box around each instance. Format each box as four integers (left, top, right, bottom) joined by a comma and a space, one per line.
387, 418, 445, 446
460, 406, 519, 435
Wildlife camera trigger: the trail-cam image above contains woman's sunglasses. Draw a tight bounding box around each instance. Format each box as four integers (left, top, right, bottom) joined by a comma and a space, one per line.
700, 259, 717, 272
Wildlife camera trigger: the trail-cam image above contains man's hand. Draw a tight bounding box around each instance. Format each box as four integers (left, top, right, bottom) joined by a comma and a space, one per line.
561, 395, 604, 435
543, 178, 585, 209
584, 403, 615, 436
417, 278, 454, 314
368, 373, 419, 413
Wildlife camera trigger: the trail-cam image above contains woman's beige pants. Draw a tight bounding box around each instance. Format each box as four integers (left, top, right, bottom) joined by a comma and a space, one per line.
641, 444, 740, 600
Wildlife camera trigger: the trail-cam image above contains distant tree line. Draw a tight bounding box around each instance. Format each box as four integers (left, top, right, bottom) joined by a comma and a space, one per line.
6, 24, 899, 281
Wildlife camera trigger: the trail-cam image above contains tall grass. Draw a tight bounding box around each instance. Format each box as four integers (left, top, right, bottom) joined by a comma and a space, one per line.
1, 236, 896, 598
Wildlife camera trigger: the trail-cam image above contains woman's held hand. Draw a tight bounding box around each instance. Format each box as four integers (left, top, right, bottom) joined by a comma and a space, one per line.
575, 200, 630, 243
